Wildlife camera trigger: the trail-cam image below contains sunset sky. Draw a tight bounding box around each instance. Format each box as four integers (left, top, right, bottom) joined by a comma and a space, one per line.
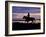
12, 6, 40, 20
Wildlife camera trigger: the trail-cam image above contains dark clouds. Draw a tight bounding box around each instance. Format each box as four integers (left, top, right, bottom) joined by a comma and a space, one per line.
12, 6, 40, 13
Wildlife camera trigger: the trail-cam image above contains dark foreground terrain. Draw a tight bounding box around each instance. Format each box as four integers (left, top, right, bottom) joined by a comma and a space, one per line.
12, 22, 40, 30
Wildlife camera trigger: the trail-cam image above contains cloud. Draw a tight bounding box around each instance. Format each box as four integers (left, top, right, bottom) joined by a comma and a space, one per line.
12, 13, 40, 20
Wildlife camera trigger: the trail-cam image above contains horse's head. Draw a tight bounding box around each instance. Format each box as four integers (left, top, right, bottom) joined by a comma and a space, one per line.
23, 16, 26, 19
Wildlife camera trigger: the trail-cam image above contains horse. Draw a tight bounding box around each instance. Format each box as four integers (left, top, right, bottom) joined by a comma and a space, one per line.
23, 16, 35, 23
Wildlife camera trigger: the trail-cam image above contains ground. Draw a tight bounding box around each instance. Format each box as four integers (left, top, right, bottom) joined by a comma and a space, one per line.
12, 22, 40, 30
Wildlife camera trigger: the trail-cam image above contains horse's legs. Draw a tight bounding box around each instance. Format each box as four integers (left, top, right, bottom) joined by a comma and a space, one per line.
27, 21, 28, 23
25, 20, 27, 23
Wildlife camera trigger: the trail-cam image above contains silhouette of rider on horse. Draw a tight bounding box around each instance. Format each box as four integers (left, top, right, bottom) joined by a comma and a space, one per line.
23, 13, 35, 23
